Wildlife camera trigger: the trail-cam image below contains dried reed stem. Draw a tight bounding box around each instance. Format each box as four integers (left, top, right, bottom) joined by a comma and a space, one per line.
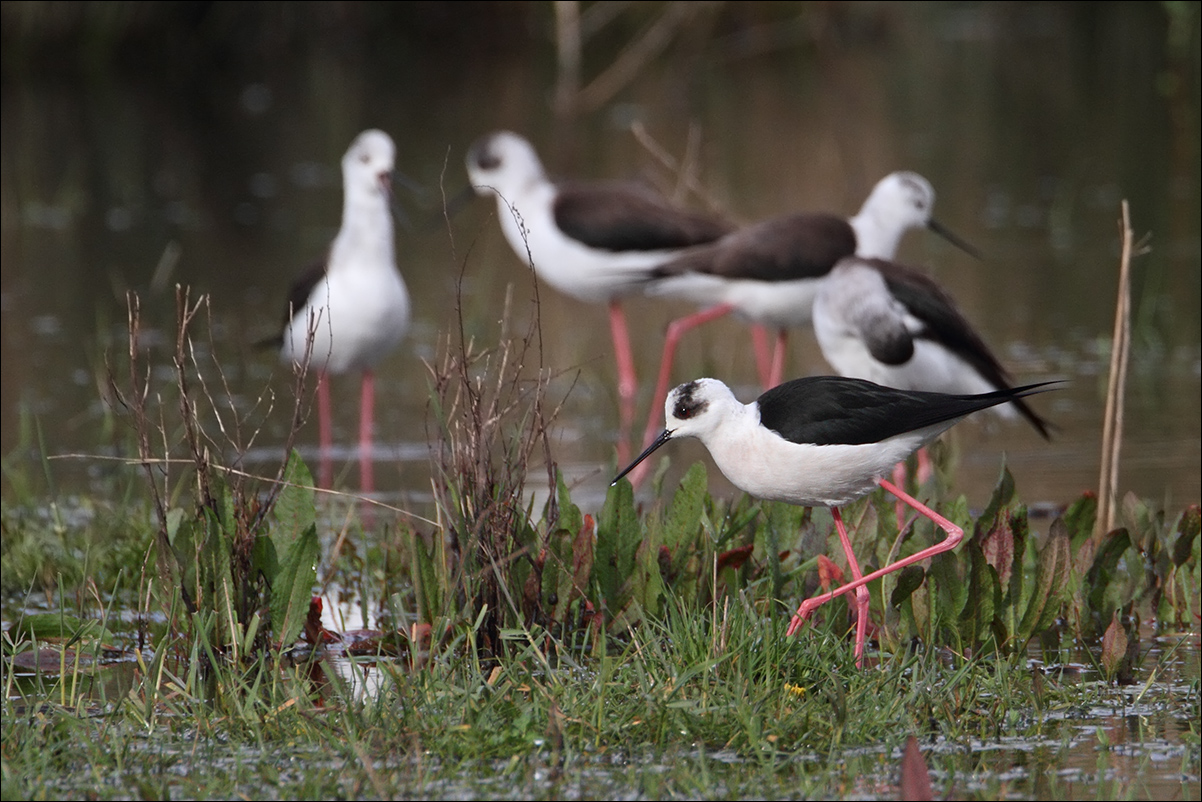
1096, 201, 1134, 538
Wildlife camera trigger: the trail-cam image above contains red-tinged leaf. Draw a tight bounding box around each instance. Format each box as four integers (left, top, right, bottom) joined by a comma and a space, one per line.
979, 514, 1015, 590
899, 735, 934, 801
572, 514, 596, 601
1101, 613, 1128, 680
717, 544, 754, 572
817, 554, 845, 590
302, 596, 326, 645
658, 545, 673, 581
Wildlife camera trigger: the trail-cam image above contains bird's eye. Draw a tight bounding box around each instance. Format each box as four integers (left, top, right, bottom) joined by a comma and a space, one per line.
359, 153, 370, 164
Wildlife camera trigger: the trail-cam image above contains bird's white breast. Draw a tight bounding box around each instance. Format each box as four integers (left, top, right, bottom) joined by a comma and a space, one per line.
700, 411, 932, 507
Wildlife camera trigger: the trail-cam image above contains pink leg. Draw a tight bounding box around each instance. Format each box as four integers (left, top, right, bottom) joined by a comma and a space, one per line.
751, 325, 773, 388
891, 461, 908, 530
786, 478, 964, 659
641, 304, 735, 447
359, 369, 375, 495
915, 446, 933, 485
608, 301, 636, 463
767, 328, 788, 389
628, 303, 735, 489
317, 373, 333, 489
830, 507, 871, 667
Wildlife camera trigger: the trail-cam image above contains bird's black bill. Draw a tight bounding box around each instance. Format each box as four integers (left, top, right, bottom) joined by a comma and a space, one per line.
928, 218, 983, 261
612, 429, 673, 485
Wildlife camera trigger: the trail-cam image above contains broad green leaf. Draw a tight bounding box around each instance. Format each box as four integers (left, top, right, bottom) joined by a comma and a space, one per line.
889, 565, 926, 609
974, 463, 1015, 540
271, 450, 315, 561
663, 461, 707, 556
9, 613, 118, 646
270, 522, 319, 649
1061, 491, 1098, 552
1171, 505, 1200, 567
1085, 527, 1132, 617
1006, 507, 1030, 624
597, 478, 639, 613
1017, 516, 1071, 646
632, 540, 666, 619
959, 542, 999, 649
553, 467, 583, 542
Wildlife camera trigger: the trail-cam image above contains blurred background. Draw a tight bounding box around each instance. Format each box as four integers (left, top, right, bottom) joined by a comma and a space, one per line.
1, 1, 1198, 517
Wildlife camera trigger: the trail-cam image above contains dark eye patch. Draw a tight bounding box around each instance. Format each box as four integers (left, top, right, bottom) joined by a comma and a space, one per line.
673, 381, 707, 420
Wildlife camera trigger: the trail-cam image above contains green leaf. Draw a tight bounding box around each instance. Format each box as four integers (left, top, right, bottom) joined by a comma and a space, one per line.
270, 523, 320, 649
271, 450, 316, 562
1006, 507, 1030, 626
1061, 492, 1098, 552
9, 613, 118, 646
959, 542, 1000, 649
1085, 527, 1132, 618
1017, 516, 1071, 646
411, 528, 443, 622
597, 478, 640, 615
889, 565, 926, 609
663, 461, 707, 555
1171, 505, 1200, 568
974, 463, 1016, 540
553, 467, 583, 541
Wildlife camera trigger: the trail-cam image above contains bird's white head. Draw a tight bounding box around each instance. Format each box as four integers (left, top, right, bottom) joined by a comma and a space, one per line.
343, 129, 396, 198
662, 378, 741, 439
465, 130, 546, 199
612, 378, 740, 485
856, 172, 936, 245
852, 171, 979, 260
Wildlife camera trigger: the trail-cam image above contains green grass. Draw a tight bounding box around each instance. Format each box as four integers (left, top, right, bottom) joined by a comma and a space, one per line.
2, 287, 1199, 800
3, 579, 1197, 800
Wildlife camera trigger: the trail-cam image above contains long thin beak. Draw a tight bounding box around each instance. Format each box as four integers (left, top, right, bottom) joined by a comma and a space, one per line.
927, 218, 982, 261
612, 429, 674, 485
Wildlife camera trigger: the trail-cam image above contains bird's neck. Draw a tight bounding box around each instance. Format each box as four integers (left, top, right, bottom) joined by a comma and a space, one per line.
848, 207, 905, 261
330, 189, 395, 269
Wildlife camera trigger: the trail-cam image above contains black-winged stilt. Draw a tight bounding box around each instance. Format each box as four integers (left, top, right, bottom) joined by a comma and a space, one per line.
811, 256, 1052, 438
633, 171, 978, 457
613, 374, 1059, 667
269, 128, 410, 491
464, 130, 734, 453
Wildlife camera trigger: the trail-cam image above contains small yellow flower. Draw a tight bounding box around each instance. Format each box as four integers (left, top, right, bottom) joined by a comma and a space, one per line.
784, 682, 806, 698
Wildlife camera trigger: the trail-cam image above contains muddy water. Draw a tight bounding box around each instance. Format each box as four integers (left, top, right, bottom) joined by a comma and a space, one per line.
2, 6, 1198, 522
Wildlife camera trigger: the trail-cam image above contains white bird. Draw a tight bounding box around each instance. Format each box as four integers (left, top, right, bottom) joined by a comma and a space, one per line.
613, 374, 1059, 666
811, 256, 1052, 439
464, 130, 733, 429
268, 128, 410, 490
633, 171, 978, 455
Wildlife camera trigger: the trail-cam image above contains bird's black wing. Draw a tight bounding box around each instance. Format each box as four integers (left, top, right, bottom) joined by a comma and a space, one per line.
871, 259, 1053, 439
553, 180, 733, 252
756, 375, 1055, 446
649, 213, 857, 283
255, 256, 329, 350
